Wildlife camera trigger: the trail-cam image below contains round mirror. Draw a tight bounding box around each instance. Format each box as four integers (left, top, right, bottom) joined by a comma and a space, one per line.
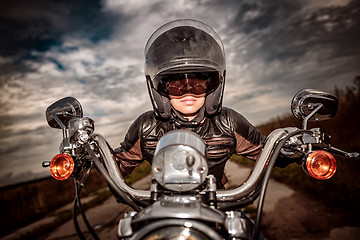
291, 89, 338, 122
45, 97, 83, 129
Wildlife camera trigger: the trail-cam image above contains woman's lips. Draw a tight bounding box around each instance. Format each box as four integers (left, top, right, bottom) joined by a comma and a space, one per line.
181, 98, 196, 105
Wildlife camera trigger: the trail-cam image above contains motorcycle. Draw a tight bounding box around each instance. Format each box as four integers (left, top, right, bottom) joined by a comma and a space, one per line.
42, 89, 359, 240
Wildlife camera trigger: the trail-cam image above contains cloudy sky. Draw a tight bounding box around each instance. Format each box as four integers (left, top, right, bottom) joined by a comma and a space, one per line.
0, 0, 359, 187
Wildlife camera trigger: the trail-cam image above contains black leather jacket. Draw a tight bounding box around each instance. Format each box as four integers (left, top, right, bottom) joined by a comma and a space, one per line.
114, 106, 265, 189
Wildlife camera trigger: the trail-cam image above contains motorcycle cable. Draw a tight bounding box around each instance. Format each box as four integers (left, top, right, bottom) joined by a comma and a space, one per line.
84, 143, 142, 212
73, 191, 86, 240
252, 129, 311, 240
73, 163, 99, 240
72, 162, 92, 240
73, 175, 101, 240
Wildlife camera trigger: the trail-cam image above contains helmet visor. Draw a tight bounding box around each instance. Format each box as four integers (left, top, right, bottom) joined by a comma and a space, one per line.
157, 71, 221, 96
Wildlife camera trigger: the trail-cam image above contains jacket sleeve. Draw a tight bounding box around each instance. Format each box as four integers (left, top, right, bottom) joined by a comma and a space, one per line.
113, 114, 145, 177
227, 108, 265, 161
228, 108, 299, 167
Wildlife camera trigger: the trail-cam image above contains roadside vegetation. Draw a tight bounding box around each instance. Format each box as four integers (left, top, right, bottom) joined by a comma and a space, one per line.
0, 161, 151, 239
234, 76, 360, 227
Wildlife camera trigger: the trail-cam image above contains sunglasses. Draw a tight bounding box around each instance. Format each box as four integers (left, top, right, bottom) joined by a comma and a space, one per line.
159, 73, 210, 96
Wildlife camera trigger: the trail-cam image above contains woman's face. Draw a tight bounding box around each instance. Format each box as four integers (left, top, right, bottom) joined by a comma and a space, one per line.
169, 93, 206, 120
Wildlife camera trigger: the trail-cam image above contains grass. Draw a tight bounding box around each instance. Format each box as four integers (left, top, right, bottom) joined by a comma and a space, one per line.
124, 161, 152, 185
16, 188, 112, 240
230, 154, 256, 167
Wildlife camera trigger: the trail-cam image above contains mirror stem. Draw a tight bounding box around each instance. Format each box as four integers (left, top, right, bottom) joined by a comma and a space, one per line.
52, 113, 68, 138
302, 104, 323, 130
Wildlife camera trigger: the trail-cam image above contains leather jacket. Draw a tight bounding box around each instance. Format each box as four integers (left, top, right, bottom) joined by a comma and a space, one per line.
114, 106, 265, 189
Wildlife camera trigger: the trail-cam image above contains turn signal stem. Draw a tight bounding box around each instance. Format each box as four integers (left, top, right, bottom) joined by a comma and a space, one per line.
42, 161, 50, 168
304, 150, 337, 180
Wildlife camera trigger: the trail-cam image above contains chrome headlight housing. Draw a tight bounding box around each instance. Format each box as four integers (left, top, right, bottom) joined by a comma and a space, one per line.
69, 117, 94, 144
152, 130, 208, 192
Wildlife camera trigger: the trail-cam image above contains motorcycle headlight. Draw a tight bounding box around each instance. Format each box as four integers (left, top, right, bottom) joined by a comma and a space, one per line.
143, 226, 207, 240
152, 130, 208, 192
132, 220, 222, 240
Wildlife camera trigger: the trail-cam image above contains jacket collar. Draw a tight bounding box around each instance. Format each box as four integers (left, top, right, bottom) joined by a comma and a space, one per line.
170, 105, 206, 128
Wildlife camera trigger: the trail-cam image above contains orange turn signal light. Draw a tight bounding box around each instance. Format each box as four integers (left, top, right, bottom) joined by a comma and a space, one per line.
50, 153, 74, 180
305, 150, 336, 180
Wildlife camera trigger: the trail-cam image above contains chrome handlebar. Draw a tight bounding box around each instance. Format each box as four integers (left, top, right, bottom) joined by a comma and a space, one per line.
93, 134, 152, 202
216, 129, 287, 201
93, 129, 289, 203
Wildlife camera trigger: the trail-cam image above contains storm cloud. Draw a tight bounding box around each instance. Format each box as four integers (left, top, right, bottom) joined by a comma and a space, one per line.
0, 0, 359, 186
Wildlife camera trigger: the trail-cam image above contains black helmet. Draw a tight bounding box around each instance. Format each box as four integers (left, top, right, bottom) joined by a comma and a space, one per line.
145, 19, 226, 118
